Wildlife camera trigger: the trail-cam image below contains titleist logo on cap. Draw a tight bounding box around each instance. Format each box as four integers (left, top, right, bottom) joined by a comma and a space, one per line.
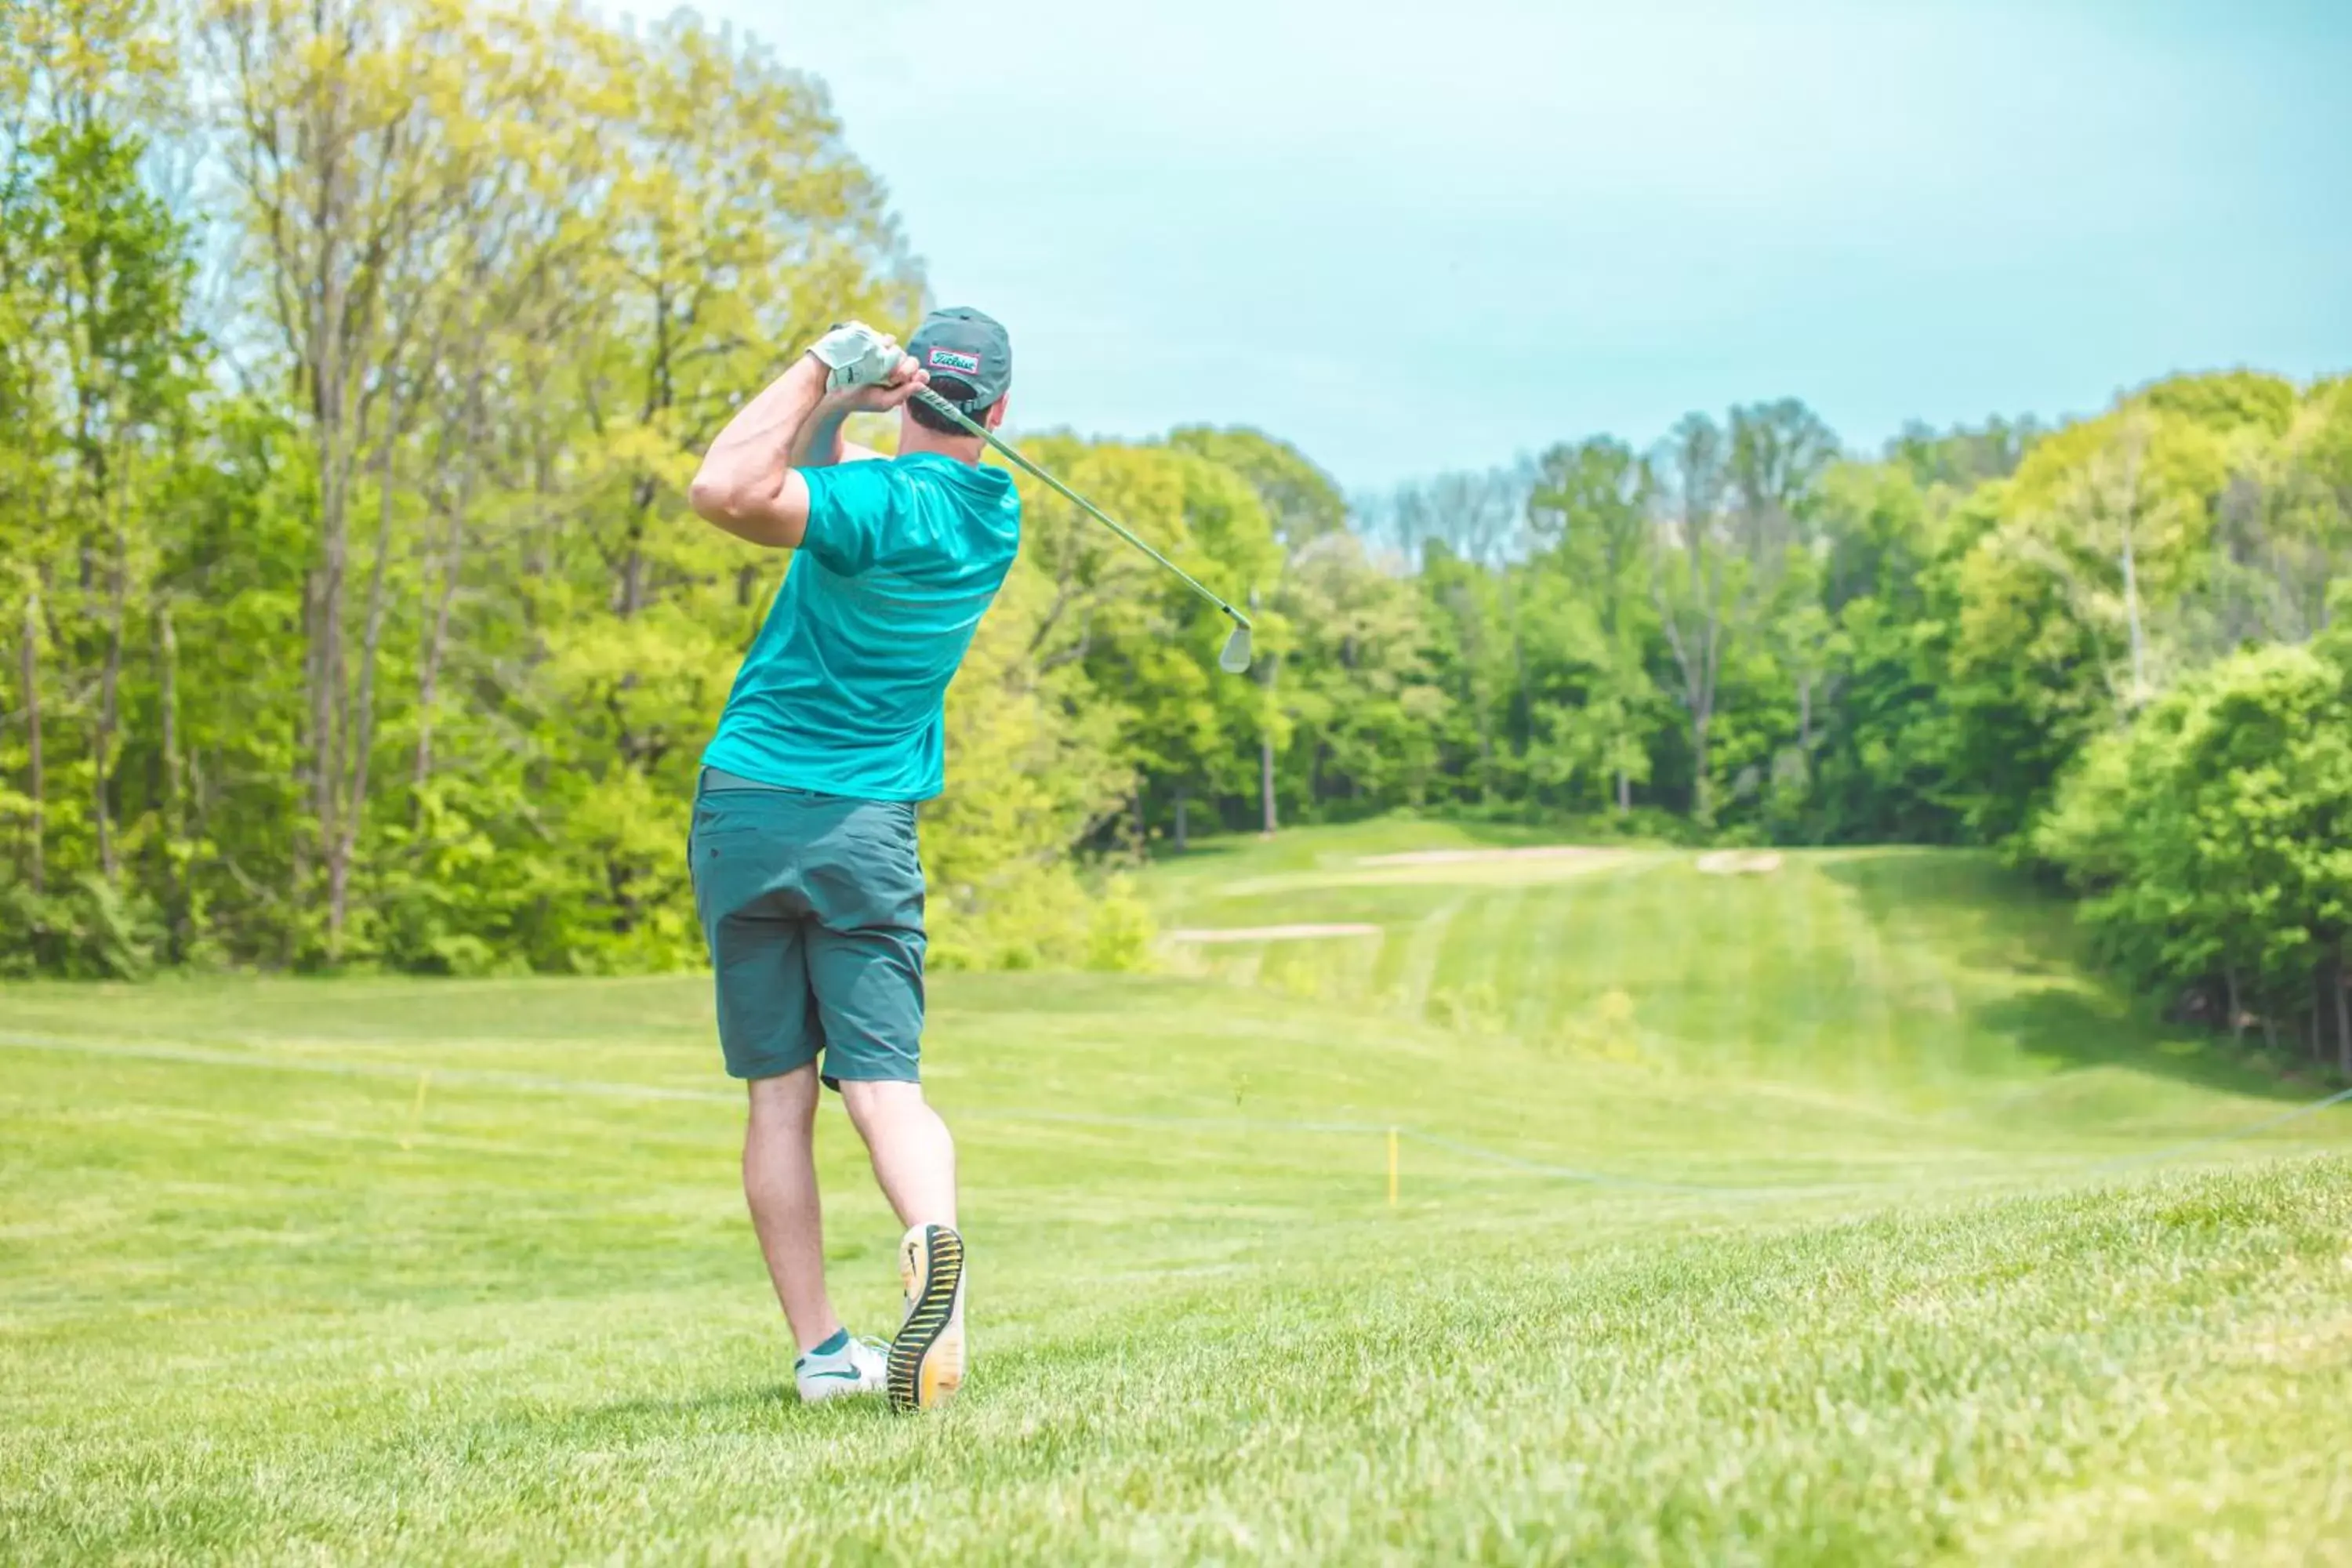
927, 347, 982, 375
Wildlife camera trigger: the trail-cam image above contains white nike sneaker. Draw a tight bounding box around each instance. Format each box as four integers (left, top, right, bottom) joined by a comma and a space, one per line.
793, 1332, 887, 1403
888, 1224, 967, 1413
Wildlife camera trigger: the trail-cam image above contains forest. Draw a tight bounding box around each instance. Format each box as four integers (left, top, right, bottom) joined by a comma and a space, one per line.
4, 0, 2348, 1070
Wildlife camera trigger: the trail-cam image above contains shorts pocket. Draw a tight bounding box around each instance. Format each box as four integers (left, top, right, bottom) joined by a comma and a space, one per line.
811, 804, 923, 924
690, 817, 766, 861
689, 804, 786, 917
835, 800, 916, 848
691, 789, 794, 841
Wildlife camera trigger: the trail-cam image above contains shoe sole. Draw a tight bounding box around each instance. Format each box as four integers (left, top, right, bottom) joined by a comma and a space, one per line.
889, 1225, 964, 1414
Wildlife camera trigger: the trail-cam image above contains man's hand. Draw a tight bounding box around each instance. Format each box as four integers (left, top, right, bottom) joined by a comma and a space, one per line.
807, 321, 930, 414
808, 322, 900, 390
825, 350, 929, 415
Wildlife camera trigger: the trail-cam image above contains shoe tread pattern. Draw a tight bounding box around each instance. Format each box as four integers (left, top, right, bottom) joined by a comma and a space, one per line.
888, 1225, 964, 1414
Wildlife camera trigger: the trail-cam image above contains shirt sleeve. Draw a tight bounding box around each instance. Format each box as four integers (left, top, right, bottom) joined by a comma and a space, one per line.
798, 461, 910, 577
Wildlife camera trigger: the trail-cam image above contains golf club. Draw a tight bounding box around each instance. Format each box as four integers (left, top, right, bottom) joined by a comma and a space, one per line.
912, 387, 1255, 674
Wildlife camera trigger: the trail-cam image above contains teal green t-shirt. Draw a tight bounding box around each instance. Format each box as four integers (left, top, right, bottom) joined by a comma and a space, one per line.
702, 453, 1021, 801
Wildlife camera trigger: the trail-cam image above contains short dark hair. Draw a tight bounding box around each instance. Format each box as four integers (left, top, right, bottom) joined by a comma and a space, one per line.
908, 374, 1001, 436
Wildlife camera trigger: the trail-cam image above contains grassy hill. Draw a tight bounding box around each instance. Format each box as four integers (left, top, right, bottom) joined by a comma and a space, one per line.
1155, 823, 2254, 1094
3, 823, 2348, 1563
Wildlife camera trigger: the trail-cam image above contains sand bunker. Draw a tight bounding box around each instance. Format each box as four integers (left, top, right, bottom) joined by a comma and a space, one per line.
1165, 924, 1383, 943
1696, 850, 1784, 876
1355, 846, 1621, 868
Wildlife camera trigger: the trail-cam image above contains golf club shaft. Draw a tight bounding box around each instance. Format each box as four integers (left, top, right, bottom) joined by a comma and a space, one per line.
911, 388, 1252, 630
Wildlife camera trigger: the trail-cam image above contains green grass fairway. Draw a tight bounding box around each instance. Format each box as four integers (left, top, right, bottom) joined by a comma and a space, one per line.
5, 825, 2350, 1563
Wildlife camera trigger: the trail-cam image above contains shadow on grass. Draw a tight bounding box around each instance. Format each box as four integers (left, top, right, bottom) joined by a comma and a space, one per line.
1141, 836, 1252, 868
1969, 986, 2305, 1104
1816, 851, 2311, 1105
422, 1381, 897, 1474
551, 1380, 897, 1436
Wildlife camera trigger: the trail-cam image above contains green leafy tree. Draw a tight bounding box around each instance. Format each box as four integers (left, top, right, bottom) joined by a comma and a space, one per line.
2039, 628, 2352, 1069
1525, 436, 1662, 812
1646, 412, 1751, 824
1167, 426, 1348, 835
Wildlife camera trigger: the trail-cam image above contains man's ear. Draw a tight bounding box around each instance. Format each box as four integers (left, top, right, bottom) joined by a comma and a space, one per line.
985, 396, 1009, 433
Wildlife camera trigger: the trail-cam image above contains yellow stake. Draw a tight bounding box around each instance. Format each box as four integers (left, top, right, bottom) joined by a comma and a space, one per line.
1387, 1126, 1399, 1208
401, 1069, 432, 1150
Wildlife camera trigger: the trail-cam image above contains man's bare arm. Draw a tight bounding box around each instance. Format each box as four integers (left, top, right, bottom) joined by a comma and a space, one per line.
689, 339, 928, 547
789, 399, 887, 470
688, 356, 827, 549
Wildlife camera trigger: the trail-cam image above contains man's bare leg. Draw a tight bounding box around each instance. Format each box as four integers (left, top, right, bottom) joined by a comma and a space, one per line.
840, 1079, 965, 1411
743, 1065, 842, 1353
837, 1080, 957, 1228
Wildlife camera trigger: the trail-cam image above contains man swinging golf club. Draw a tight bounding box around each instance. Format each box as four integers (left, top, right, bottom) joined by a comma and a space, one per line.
685, 307, 1017, 1412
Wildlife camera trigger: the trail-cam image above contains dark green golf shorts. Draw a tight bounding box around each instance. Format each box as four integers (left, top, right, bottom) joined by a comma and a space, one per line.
688, 770, 927, 1087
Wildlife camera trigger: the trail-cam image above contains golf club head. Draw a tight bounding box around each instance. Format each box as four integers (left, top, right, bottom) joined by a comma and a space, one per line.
1218, 622, 1254, 674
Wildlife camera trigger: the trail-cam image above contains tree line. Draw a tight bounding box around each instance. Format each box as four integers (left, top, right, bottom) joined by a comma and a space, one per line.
4, 0, 2347, 1073
1324, 386, 2351, 1072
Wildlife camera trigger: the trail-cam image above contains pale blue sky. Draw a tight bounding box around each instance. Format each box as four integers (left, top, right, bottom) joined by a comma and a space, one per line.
706, 0, 2352, 488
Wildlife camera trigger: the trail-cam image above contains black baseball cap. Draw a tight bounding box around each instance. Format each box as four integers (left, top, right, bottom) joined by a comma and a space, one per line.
908, 307, 1011, 412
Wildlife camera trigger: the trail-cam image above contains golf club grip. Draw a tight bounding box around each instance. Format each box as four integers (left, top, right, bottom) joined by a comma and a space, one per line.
910, 388, 1251, 629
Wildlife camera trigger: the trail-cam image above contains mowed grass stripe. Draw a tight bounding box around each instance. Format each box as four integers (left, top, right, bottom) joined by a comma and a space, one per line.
1788, 846, 1844, 1081
1395, 891, 1466, 1024
1517, 862, 1578, 1041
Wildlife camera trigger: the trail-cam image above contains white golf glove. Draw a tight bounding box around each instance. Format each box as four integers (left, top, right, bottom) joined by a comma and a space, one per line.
807, 321, 902, 393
